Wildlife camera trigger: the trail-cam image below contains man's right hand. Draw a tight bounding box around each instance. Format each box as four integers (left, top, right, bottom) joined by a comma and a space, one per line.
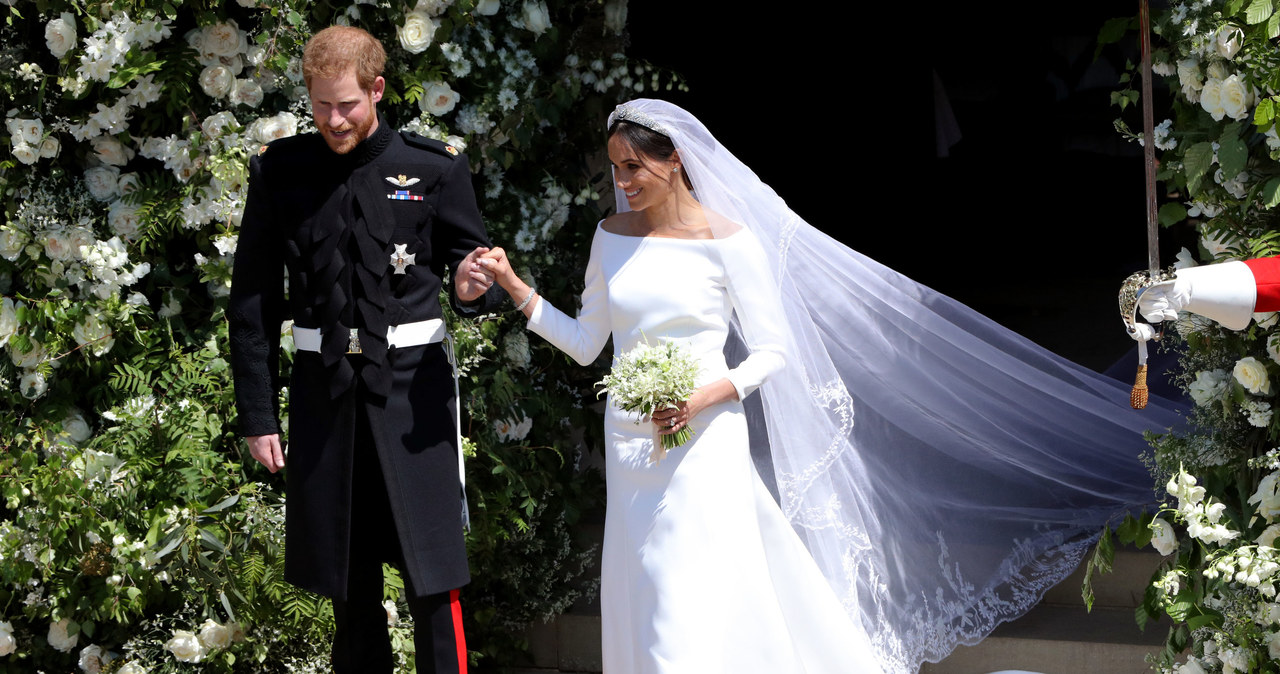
247, 434, 286, 473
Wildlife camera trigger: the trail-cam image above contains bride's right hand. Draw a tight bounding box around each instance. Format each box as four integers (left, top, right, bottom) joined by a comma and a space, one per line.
480, 247, 517, 289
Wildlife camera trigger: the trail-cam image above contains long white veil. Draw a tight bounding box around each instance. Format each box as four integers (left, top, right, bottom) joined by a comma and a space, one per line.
607, 99, 1185, 672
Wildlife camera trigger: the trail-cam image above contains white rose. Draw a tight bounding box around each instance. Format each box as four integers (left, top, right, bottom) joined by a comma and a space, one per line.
1251, 472, 1280, 522
1216, 25, 1245, 59
0, 621, 14, 656
164, 630, 205, 663
202, 21, 245, 58
197, 619, 231, 650
383, 600, 399, 626
39, 136, 61, 159
44, 229, 77, 261
84, 166, 123, 201
62, 409, 92, 445
1177, 657, 1208, 674
1201, 78, 1226, 121
398, 11, 437, 54
1151, 517, 1178, 555
201, 111, 240, 139
1177, 59, 1202, 91
47, 618, 78, 653
603, 0, 627, 34
521, 1, 551, 35
11, 143, 38, 165
20, 371, 47, 399
199, 65, 234, 98
0, 227, 26, 262
1219, 74, 1252, 121
45, 13, 77, 59
230, 78, 264, 108
108, 201, 143, 241
1235, 356, 1272, 395
6, 117, 43, 146
419, 81, 460, 116
251, 112, 298, 144
1259, 523, 1280, 548
1207, 61, 1230, 81
79, 643, 104, 673
73, 315, 115, 356
91, 136, 135, 166
474, 0, 500, 15
117, 662, 149, 674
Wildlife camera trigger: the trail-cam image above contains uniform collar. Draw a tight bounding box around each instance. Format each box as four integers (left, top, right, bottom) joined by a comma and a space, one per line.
342, 114, 394, 167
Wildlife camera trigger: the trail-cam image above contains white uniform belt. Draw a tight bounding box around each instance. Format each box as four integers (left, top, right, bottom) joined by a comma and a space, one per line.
291, 319, 446, 352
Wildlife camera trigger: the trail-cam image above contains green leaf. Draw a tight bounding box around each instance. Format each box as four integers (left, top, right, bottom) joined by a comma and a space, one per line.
1263, 178, 1280, 209
1159, 202, 1188, 227
1186, 612, 1221, 630
1228, 0, 1247, 14
1247, 0, 1274, 23
1183, 142, 1215, 195
1257, 97, 1276, 127
1218, 130, 1248, 181
1097, 17, 1132, 47
204, 493, 240, 513
1269, 10, 1280, 37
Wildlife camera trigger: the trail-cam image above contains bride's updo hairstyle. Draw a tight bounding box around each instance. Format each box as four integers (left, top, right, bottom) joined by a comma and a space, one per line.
607, 119, 695, 191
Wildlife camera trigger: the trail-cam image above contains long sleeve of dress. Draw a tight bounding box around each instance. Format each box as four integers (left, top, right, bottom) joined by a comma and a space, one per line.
721, 230, 787, 401
526, 230, 612, 366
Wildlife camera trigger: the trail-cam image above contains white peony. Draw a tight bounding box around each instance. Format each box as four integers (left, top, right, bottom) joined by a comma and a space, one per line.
1216, 24, 1245, 59
1176, 657, 1208, 674
79, 643, 105, 673
164, 629, 205, 663
1234, 356, 1272, 395
1151, 517, 1178, 555
0, 298, 17, 343
521, 1, 551, 35
202, 21, 246, 58
43, 229, 77, 261
1219, 74, 1253, 121
230, 78, 264, 108
91, 136, 135, 166
197, 619, 231, 650
1207, 61, 1230, 81
20, 371, 47, 399
201, 111, 240, 139
398, 11, 437, 54
39, 136, 61, 159
250, 112, 298, 144
47, 618, 78, 653
116, 662, 149, 674
45, 13, 77, 59
0, 621, 14, 656
199, 65, 234, 98
108, 201, 143, 241
62, 409, 93, 445
84, 166, 123, 201
420, 81, 460, 116
474, 0, 501, 15
384, 600, 399, 626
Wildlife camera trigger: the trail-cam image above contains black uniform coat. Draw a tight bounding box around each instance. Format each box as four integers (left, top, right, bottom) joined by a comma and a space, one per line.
228, 118, 498, 599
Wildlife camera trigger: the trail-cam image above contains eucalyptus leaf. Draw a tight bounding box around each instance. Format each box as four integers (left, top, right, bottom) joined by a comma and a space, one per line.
1247, 0, 1275, 24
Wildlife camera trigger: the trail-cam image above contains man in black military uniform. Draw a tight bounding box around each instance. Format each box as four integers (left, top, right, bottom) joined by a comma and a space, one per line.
228, 25, 497, 674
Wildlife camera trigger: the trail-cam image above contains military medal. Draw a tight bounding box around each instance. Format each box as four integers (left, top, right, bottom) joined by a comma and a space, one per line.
386, 174, 424, 201
390, 243, 416, 274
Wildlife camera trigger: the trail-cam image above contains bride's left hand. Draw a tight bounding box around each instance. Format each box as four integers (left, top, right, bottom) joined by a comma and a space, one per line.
651, 379, 739, 436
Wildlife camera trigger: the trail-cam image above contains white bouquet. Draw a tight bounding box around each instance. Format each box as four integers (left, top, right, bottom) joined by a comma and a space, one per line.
597, 339, 701, 463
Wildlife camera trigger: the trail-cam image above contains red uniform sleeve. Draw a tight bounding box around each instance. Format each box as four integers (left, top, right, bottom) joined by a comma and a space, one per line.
1245, 257, 1280, 312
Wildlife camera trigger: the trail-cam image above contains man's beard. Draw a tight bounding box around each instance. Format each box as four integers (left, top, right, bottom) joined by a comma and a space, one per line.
321, 111, 375, 155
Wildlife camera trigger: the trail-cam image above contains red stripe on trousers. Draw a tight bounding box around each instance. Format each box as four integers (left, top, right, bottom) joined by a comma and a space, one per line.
451, 589, 467, 674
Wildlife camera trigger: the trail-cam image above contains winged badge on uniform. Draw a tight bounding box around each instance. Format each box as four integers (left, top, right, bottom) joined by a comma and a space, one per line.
386, 174, 425, 201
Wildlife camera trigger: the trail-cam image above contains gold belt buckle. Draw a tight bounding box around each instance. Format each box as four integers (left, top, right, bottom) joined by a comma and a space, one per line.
345, 328, 362, 355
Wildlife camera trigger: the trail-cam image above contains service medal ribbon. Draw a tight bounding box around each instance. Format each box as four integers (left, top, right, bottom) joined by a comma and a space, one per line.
387, 190, 424, 201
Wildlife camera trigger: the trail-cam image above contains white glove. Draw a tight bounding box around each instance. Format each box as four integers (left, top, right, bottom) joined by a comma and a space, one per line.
1136, 261, 1257, 330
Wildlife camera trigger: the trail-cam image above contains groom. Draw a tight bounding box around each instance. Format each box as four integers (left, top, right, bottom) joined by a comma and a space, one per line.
228, 25, 498, 674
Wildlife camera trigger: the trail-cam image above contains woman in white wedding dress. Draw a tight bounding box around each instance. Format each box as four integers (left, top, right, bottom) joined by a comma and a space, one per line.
476, 99, 1185, 673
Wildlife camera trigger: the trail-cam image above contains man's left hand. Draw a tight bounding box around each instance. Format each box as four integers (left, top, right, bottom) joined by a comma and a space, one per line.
455, 246, 496, 303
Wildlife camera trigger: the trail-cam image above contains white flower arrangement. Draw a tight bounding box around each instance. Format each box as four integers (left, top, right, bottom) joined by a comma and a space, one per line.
597, 339, 701, 463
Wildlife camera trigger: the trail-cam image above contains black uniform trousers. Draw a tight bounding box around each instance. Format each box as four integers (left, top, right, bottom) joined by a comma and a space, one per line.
331, 404, 467, 674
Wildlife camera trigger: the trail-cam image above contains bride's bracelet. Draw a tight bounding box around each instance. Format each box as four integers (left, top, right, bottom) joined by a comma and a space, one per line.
515, 288, 537, 312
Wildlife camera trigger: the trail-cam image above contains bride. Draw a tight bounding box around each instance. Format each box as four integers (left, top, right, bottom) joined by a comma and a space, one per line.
474, 99, 1184, 673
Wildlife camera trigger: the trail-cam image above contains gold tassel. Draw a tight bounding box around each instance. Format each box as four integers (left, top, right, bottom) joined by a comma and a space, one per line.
1131, 365, 1149, 409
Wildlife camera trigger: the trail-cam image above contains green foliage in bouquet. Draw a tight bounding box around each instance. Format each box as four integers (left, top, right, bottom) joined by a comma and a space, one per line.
1097, 2, 1280, 671
0, 0, 681, 670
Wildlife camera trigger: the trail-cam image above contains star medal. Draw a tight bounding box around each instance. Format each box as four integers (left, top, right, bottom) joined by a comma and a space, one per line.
390, 243, 416, 275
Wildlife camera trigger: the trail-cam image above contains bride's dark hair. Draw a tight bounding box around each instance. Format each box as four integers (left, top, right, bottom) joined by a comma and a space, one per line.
607, 119, 694, 191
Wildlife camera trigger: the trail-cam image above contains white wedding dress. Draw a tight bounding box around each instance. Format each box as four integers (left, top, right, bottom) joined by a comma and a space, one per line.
527, 224, 884, 673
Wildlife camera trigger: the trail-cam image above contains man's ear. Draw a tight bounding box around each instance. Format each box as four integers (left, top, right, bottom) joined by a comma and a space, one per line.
370, 75, 385, 104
